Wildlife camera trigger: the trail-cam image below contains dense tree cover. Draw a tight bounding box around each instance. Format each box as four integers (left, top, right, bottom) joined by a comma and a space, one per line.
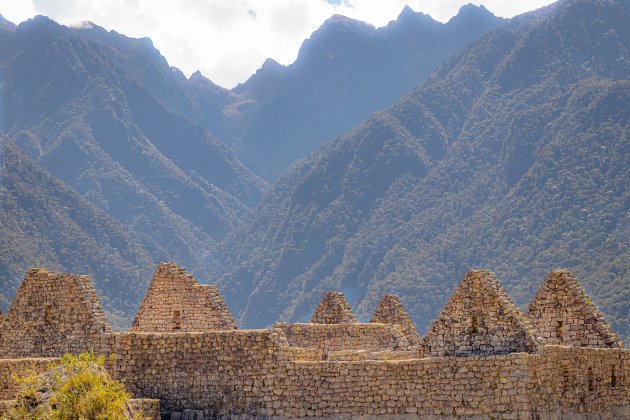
0, 142, 153, 330
232, 5, 504, 179
0, 0, 627, 344
214, 0, 630, 343
0, 16, 264, 327
0, 6, 501, 329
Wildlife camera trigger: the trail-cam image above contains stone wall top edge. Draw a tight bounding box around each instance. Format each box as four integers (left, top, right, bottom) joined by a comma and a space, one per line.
25, 268, 89, 278
289, 351, 540, 366
540, 344, 630, 354
112, 329, 275, 337
0, 357, 59, 363
276, 322, 388, 327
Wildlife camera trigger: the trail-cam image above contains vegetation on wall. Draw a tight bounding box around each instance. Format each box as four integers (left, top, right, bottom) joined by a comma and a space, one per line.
3, 353, 134, 420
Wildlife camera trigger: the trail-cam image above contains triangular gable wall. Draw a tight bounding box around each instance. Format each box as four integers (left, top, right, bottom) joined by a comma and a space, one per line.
423, 269, 540, 357
0, 269, 111, 358
526, 269, 622, 348
131, 262, 237, 332
310, 291, 357, 324
371, 294, 421, 346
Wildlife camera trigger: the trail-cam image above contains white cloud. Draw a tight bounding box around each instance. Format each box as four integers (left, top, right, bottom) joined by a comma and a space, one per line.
0, 0, 36, 24
0, 0, 555, 88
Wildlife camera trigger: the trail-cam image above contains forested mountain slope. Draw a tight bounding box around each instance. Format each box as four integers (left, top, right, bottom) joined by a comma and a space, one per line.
0, 5, 500, 328
215, 0, 630, 342
0, 141, 153, 329
232, 5, 504, 179
0, 16, 264, 326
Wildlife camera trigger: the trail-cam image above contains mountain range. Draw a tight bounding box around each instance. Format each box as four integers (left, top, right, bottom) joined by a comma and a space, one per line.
212, 0, 630, 342
0, 0, 628, 343
229, 4, 504, 179
0, 4, 503, 328
0, 15, 264, 327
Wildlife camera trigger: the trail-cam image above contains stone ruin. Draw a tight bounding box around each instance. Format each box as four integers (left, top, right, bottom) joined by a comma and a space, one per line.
131, 262, 237, 332
0, 268, 111, 358
0, 263, 627, 419
371, 294, 422, 347
526, 269, 622, 348
423, 269, 541, 357
309, 291, 357, 324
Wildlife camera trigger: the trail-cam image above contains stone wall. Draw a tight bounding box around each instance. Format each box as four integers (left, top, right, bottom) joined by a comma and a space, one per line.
107, 333, 630, 418
310, 291, 357, 324
0, 266, 628, 418
529, 346, 630, 414
274, 322, 410, 354
423, 269, 541, 357
370, 294, 422, 347
131, 262, 237, 333
109, 330, 288, 414
0, 269, 111, 358
126, 398, 161, 419
277, 346, 630, 418
527, 269, 622, 348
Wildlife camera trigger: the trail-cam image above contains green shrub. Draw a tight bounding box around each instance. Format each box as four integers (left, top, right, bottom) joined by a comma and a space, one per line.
4, 353, 133, 420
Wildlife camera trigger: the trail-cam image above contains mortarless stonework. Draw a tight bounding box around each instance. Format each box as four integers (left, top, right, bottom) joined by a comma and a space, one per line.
0, 269, 111, 358
274, 322, 411, 355
309, 291, 357, 324
423, 269, 541, 357
0, 266, 628, 419
526, 269, 622, 348
371, 294, 422, 347
130, 262, 237, 332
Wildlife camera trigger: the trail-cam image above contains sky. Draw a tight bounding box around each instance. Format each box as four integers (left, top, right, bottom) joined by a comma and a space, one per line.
0, 0, 555, 88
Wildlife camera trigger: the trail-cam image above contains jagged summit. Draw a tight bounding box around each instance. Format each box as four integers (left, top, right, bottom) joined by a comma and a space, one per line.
234, 57, 285, 97
189, 70, 215, 84
446, 3, 498, 26
310, 291, 357, 324
13, 15, 62, 40
324, 13, 375, 30
399, 4, 415, 16
394, 4, 438, 27
527, 269, 623, 348
455, 3, 492, 16
302, 13, 374, 50
260, 57, 284, 72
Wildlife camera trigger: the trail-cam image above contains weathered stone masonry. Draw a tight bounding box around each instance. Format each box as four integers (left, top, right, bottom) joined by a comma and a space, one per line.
526, 269, 622, 348
0, 264, 628, 418
0, 269, 111, 358
131, 262, 237, 332
423, 269, 541, 357
371, 294, 422, 347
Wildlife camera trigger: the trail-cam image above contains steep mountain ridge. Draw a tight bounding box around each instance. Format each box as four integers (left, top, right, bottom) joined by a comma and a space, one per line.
0, 15, 264, 326
215, 0, 630, 342
71, 22, 243, 142
232, 4, 505, 179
